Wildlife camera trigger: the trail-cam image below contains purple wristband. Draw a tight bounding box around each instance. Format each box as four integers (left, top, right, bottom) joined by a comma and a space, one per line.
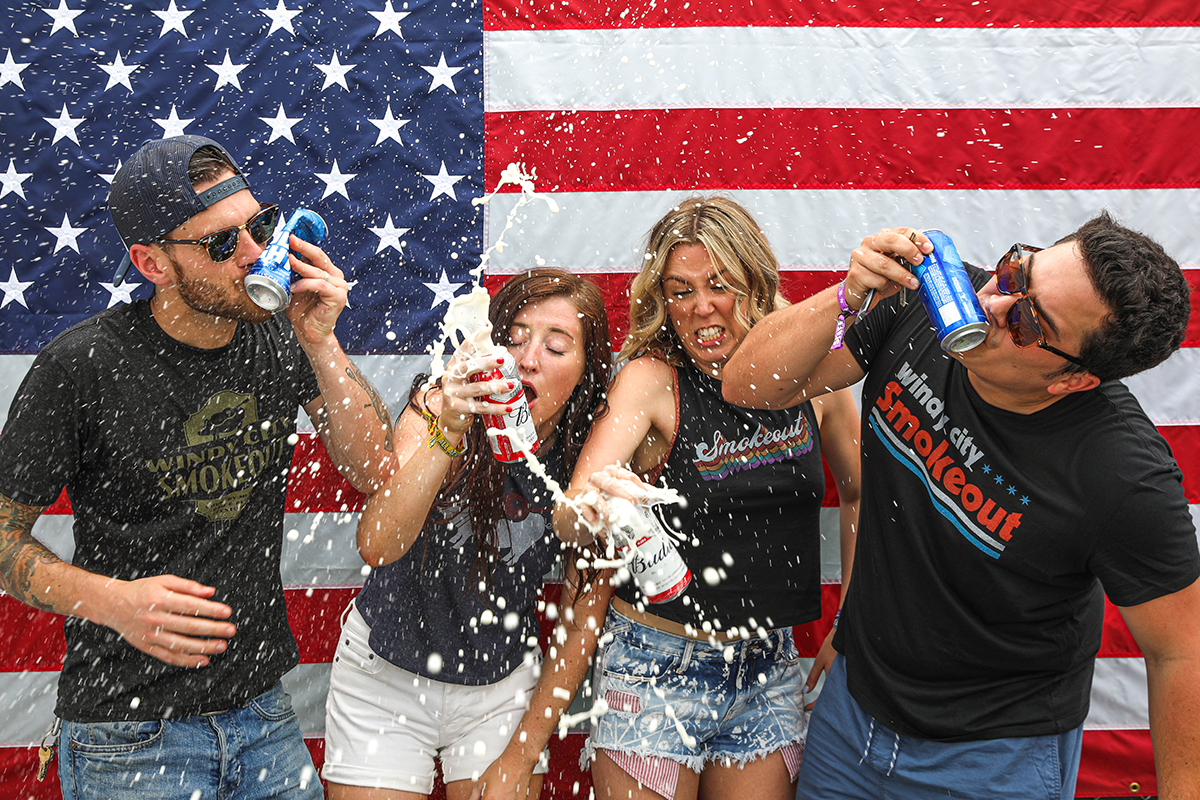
830, 282, 859, 351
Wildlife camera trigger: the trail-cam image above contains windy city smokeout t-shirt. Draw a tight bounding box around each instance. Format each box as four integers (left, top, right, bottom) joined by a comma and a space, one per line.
0, 299, 319, 721
613, 363, 826, 633
837, 265, 1199, 741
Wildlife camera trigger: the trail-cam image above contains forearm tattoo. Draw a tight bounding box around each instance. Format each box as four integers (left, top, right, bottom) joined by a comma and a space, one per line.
345, 363, 395, 453
0, 495, 58, 612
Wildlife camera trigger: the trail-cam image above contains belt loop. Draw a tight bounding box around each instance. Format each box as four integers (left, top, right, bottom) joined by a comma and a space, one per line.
676, 640, 694, 673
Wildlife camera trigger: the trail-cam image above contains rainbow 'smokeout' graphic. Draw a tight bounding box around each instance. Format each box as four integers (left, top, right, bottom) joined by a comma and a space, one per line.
692, 412, 814, 481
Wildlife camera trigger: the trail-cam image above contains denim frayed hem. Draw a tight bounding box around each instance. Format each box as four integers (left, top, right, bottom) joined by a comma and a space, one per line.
580, 735, 709, 775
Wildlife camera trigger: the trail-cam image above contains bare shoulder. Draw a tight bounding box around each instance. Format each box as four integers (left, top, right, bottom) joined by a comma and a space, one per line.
610, 355, 675, 415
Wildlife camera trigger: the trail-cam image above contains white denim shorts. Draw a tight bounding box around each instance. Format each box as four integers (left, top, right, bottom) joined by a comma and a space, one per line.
321, 604, 549, 792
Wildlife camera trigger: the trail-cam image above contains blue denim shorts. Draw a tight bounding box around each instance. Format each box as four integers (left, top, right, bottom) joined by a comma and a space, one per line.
58, 682, 320, 800
796, 656, 1084, 800
585, 607, 807, 773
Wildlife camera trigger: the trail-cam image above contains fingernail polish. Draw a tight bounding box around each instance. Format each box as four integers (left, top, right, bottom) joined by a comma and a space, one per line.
507, 381, 515, 390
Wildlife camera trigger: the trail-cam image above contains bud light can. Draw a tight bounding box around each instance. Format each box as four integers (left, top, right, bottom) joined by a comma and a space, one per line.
245, 209, 328, 313
610, 499, 691, 604
476, 353, 539, 462
912, 229, 988, 353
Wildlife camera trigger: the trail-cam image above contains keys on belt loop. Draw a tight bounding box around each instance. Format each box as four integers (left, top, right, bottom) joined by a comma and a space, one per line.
36, 718, 61, 782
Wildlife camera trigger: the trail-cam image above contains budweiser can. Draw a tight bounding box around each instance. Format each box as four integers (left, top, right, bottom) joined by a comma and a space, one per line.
245, 209, 327, 313
610, 499, 691, 604
475, 353, 539, 462
910, 229, 989, 353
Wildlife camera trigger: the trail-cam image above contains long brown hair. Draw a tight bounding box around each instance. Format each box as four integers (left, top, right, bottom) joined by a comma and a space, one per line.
413, 268, 611, 595
620, 196, 789, 365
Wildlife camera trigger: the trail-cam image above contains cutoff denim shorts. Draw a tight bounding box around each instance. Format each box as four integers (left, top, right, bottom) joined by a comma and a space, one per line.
585, 606, 807, 773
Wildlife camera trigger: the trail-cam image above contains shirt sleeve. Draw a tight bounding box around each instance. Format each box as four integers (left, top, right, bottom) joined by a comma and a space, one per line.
0, 352, 83, 506
1088, 438, 1200, 607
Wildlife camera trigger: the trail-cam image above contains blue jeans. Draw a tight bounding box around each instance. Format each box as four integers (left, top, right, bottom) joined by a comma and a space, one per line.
58, 683, 321, 800
797, 657, 1083, 800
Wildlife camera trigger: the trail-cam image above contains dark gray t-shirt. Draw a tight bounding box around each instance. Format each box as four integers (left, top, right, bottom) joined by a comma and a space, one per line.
0, 299, 320, 721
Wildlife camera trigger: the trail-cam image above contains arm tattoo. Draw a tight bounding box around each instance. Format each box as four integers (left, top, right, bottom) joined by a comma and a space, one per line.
0, 495, 58, 612
345, 363, 395, 453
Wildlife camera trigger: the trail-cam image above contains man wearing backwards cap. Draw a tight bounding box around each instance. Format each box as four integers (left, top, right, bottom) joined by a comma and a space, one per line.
0, 135, 395, 798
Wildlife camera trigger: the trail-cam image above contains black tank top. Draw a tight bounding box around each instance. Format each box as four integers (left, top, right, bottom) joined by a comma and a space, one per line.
615, 363, 825, 633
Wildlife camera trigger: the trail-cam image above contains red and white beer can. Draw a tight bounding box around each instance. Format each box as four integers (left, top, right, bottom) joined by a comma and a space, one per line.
611, 499, 691, 604
475, 353, 539, 462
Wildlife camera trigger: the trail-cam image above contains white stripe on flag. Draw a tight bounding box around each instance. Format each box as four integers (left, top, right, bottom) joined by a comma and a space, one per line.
481, 188, 1200, 275
485, 26, 1200, 112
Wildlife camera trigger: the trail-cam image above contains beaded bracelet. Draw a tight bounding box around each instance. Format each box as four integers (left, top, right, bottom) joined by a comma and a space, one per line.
421, 409, 466, 458
832, 609, 843, 629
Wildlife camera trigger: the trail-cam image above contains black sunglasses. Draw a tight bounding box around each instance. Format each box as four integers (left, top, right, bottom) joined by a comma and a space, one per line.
159, 203, 280, 263
994, 243, 1090, 371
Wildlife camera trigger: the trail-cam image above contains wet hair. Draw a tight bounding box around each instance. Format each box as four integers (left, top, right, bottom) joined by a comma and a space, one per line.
1053, 210, 1190, 382
413, 268, 611, 597
187, 144, 240, 187
620, 196, 788, 365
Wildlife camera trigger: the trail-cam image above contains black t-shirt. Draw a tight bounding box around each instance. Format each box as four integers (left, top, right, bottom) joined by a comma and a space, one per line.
614, 363, 826, 633
837, 265, 1200, 741
356, 446, 565, 685
0, 300, 320, 722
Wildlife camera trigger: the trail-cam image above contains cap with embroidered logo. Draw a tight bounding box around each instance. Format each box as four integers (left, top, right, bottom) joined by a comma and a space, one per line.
108, 135, 250, 285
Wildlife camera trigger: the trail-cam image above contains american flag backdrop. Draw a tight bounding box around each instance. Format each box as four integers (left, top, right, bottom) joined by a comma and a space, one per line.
1, 0, 1199, 797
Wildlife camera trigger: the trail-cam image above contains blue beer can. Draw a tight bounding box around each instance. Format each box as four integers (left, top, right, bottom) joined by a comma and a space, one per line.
912, 229, 988, 353
245, 209, 328, 313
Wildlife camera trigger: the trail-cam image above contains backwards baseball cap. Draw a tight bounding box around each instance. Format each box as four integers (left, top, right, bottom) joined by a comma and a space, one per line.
108, 135, 250, 285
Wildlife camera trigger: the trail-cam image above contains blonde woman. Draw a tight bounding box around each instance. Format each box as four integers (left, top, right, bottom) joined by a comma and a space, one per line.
555, 197, 861, 800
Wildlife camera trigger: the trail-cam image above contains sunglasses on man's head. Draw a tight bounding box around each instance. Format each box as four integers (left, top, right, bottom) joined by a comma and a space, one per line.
994, 243, 1090, 371
159, 203, 280, 263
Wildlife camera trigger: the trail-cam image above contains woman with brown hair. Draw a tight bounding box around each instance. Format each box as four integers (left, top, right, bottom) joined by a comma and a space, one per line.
556, 197, 861, 800
323, 268, 612, 800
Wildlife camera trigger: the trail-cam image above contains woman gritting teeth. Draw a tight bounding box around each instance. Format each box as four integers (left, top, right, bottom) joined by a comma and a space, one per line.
696, 325, 724, 345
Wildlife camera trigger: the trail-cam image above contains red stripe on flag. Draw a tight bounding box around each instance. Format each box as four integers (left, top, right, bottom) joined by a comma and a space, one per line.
1077, 729, 1156, 796
290, 586, 359, 664
486, 108, 1200, 193
1186, 268, 1200, 349
1162, 425, 1200, 505
0, 597, 65, 672
485, 0, 1200, 31
1100, 597, 1141, 658
0, 747, 61, 800
287, 435, 366, 513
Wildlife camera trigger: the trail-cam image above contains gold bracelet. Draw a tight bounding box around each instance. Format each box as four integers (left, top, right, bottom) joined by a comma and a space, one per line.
421, 409, 466, 458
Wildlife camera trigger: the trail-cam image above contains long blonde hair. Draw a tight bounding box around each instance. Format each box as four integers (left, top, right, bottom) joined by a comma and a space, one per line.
619, 196, 790, 365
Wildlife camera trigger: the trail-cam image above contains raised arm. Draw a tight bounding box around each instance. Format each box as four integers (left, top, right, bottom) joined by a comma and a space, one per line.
0, 492, 236, 668
287, 235, 396, 493
472, 561, 614, 800
552, 357, 675, 546
722, 228, 929, 410
1119, 577, 1200, 800
356, 349, 511, 568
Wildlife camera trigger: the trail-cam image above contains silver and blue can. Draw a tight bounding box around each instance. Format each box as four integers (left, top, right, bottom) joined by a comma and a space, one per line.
911, 229, 988, 353
245, 209, 328, 313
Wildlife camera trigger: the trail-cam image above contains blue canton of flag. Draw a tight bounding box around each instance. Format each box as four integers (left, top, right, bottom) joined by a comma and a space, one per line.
0, 0, 483, 354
